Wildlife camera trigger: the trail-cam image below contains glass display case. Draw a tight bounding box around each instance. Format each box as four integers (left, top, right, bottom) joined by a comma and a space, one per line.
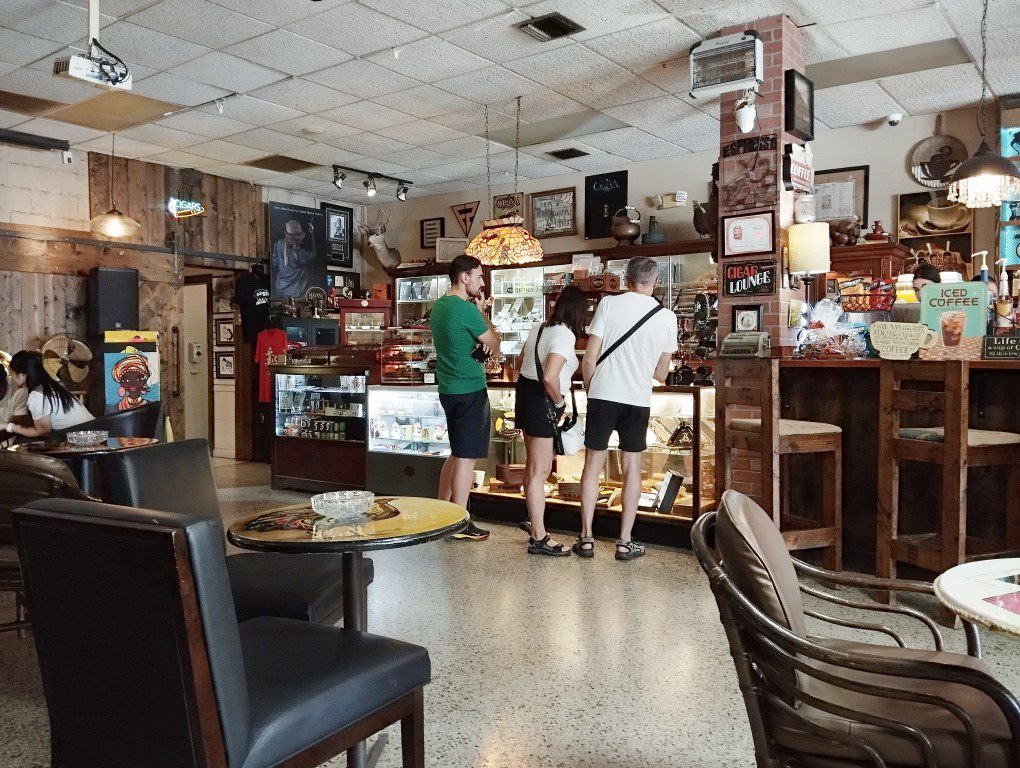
475, 384, 716, 522
367, 385, 450, 458
274, 370, 367, 443
395, 274, 449, 326
381, 328, 436, 384
334, 298, 391, 346
606, 252, 714, 309
489, 265, 547, 356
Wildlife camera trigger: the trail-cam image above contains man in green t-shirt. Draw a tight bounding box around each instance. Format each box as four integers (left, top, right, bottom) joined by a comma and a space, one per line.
431, 255, 501, 541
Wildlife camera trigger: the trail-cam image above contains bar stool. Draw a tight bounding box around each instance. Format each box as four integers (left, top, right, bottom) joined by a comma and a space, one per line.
715, 358, 843, 569
877, 360, 1020, 592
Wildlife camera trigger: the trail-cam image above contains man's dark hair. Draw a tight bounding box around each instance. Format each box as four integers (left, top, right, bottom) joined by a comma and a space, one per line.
548, 285, 588, 338
913, 262, 941, 283
449, 255, 481, 283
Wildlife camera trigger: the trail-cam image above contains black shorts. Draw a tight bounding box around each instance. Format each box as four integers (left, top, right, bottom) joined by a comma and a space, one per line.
515, 375, 556, 439
584, 398, 651, 453
439, 389, 491, 459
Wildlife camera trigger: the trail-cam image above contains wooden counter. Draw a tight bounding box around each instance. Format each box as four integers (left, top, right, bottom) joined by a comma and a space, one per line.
777, 358, 1019, 569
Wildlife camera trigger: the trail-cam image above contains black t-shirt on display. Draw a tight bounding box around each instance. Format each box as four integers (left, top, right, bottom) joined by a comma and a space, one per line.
234, 270, 271, 343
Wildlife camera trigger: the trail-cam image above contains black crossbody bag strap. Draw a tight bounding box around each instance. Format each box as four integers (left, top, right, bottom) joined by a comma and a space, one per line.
595, 304, 666, 366
534, 324, 578, 424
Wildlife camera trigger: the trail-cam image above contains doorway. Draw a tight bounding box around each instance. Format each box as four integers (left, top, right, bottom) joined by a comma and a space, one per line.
182, 279, 211, 441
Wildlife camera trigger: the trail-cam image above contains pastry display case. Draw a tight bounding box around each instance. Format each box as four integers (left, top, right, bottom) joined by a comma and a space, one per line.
381, 328, 436, 384
395, 274, 449, 327
489, 265, 550, 356
365, 385, 450, 497
333, 298, 391, 346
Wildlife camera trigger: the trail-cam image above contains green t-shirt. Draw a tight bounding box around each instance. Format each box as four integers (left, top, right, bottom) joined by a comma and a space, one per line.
430, 293, 489, 394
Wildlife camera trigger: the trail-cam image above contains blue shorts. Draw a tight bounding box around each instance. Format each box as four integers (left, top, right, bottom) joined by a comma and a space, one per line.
438, 389, 491, 459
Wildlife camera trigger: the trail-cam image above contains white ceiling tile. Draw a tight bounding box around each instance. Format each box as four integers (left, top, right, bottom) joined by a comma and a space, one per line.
72, 21, 209, 70
584, 17, 699, 71
676, 133, 719, 153
486, 150, 545, 172
879, 64, 981, 116
366, 38, 490, 83
1, 0, 114, 44
0, 62, 14, 78
505, 45, 623, 90
294, 165, 337, 182
132, 72, 229, 108
0, 28, 63, 67
363, 159, 413, 177
786, 0, 934, 26
286, 3, 425, 57
634, 54, 690, 96
429, 106, 517, 133
644, 109, 720, 151
0, 108, 31, 128
118, 122, 206, 148
376, 120, 467, 146
520, 0, 670, 42
380, 147, 454, 169
373, 84, 476, 119
76, 134, 165, 158
801, 25, 849, 65
305, 59, 422, 98
332, 132, 415, 156
430, 134, 507, 159
822, 6, 955, 56
602, 95, 699, 131
321, 100, 416, 131
519, 160, 572, 178
156, 110, 253, 138
985, 55, 1020, 99
200, 96, 302, 127
397, 169, 452, 185
13, 117, 104, 143
249, 79, 359, 113
206, 0, 352, 27
557, 71, 667, 110
270, 114, 361, 142
556, 152, 627, 172
442, 10, 572, 64
65, 0, 154, 17
490, 90, 589, 122
286, 142, 367, 166
175, 52, 287, 93
188, 139, 267, 164
581, 126, 674, 156
436, 65, 544, 103
126, 0, 272, 48
660, 0, 806, 35
814, 81, 903, 128
361, 0, 508, 34
221, 127, 314, 154
225, 30, 352, 77
0, 67, 97, 104
200, 163, 280, 183
427, 179, 481, 194
420, 160, 486, 179
959, 26, 1020, 63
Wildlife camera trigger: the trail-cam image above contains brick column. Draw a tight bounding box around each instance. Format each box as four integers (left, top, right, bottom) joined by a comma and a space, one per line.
716, 15, 807, 352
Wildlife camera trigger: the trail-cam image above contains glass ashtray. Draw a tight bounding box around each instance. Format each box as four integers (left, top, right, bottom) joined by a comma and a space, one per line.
66, 430, 109, 446
311, 490, 375, 524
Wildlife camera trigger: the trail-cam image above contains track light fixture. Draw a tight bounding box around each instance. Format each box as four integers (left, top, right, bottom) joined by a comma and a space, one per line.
332, 165, 346, 189
332, 165, 413, 199
364, 175, 377, 197
396, 182, 409, 201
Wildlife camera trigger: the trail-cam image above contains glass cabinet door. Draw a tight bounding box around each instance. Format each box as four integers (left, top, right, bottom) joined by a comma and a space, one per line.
606, 255, 670, 304
368, 385, 450, 456
490, 266, 546, 355
395, 275, 449, 326
275, 372, 367, 442
344, 310, 387, 345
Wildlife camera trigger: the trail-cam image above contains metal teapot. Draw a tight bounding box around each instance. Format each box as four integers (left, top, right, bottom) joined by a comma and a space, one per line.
611, 206, 641, 246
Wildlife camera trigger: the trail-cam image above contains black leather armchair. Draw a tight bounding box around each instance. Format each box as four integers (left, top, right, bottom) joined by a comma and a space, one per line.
95, 438, 371, 624
693, 490, 1019, 768
13, 497, 428, 768
50, 400, 161, 440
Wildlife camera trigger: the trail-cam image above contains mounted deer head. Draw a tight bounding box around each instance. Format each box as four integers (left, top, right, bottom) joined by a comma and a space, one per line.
359, 210, 401, 271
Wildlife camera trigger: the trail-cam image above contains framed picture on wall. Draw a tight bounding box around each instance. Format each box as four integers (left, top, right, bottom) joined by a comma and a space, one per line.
530, 187, 577, 238
584, 170, 627, 239
814, 166, 869, 223
321, 203, 354, 269
213, 315, 234, 346
897, 191, 972, 240
732, 304, 764, 333
492, 192, 525, 219
420, 217, 445, 249
214, 351, 235, 380
721, 211, 774, 257
784, 70, 814, 142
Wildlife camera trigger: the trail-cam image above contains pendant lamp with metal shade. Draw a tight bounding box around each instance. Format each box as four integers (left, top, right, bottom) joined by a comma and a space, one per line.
947, 0, 1020, 208
465, 98, 543, 266
90, 134, 141, 239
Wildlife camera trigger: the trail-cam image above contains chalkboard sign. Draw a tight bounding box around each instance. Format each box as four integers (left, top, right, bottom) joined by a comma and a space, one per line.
584, 170, 627, 239
723, 260, 776, 297
983, 335, 1020, 359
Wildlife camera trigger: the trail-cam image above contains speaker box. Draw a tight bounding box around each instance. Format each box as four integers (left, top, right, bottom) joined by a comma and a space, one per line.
88, 267, 139, 336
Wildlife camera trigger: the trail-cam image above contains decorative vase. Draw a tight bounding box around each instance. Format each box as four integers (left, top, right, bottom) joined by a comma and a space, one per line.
611, 206, 641, 246
642, 215, 666, 244
863, 220, 892, 242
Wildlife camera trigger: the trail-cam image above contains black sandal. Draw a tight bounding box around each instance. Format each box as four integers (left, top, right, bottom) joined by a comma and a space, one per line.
615, 539, 646, 561
528, 534, 570, 556
572, 536, 595, 558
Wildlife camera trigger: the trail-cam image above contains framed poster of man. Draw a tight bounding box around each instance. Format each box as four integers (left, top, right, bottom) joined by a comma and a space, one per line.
269, 202, 327, 300
321, 202, 354, 269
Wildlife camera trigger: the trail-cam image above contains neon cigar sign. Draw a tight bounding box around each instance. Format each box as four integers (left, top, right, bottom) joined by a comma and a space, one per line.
167, 197, 205, 219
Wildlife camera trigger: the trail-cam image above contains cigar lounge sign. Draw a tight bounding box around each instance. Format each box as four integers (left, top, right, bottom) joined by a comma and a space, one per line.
723, 260, 776, 298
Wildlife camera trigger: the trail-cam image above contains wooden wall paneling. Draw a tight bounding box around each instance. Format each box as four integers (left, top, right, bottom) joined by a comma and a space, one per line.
200, 172, 218, 255
88, 151, 107, 221
216, 175, 235, 256
165, 165, 204, 253
0, 271, 24, 352
20, 273, 87, 348
0, 234, 175, 283
145, 159, 165, 247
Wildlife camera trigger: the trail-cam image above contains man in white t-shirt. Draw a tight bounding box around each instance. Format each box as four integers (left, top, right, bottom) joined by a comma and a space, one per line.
576, 257, 678, 561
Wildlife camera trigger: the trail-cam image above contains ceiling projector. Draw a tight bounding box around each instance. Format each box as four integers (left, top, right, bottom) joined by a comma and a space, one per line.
53, 54, 132, 90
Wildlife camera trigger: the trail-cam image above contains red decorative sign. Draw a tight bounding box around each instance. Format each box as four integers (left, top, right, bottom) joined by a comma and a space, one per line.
723, 260, 776, 297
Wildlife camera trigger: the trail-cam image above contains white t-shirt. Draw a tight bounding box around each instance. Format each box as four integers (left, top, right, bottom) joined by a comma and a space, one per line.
586, 292, 678, 407
518, 323, 578, 395
26, 389, 94, 431
0, 386, 28, 424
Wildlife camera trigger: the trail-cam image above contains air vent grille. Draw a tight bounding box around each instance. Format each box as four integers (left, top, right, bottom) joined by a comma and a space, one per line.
516, 13, 585, 42
548, 148, 589, 160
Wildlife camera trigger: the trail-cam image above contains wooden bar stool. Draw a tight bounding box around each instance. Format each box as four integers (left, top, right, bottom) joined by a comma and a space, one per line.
715, 358, 843, 569
877, 360, 1020, 592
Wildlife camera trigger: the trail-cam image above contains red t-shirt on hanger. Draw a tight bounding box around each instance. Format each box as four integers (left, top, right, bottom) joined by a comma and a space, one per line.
255, 328, 288, 403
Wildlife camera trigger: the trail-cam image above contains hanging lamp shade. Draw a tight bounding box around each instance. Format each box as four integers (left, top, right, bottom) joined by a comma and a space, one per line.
465, 216, 543, 266
946, 141, 1020, 208
90, 206, 141, 239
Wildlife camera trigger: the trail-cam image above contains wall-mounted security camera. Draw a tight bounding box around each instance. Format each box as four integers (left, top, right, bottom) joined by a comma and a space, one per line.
887, 113, 902, 126
61, 150, 73, 164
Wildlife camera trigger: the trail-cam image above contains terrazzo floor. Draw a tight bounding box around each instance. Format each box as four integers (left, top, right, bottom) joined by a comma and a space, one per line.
2, 462, 1018, 768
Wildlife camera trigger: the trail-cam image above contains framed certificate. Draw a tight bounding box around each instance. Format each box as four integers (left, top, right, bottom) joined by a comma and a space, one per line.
722, 211, 774, 257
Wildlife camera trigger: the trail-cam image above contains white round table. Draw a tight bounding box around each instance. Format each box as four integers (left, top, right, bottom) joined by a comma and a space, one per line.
934, 558, 1020, 637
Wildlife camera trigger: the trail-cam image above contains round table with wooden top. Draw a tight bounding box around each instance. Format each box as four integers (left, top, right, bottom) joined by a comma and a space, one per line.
13, 437, 159, 495
934, 558, 1020, 638
227, 495, 468, 768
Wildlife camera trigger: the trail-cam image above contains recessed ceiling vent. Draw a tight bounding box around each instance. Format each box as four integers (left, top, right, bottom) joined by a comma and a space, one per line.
516, 13, 585, 42
547, 147, 589, 160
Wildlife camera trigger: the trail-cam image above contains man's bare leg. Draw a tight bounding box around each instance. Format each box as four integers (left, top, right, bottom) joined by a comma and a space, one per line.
579, 448, 607, 539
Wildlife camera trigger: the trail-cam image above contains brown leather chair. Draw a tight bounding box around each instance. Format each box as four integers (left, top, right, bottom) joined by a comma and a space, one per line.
693, 490, 1019, 768
0, 451, 94, 634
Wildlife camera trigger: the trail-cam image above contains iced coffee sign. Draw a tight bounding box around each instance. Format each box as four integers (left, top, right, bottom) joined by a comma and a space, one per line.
918, 282, 988, 360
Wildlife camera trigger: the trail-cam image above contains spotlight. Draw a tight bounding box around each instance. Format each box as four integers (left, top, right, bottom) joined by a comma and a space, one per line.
396, 182, 408, 201
364, 175, 377, 197
332, 165, 346, 189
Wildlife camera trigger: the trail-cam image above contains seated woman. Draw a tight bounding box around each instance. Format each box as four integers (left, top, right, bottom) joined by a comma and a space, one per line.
0, 364, 31, 447
4, 350, 94, 439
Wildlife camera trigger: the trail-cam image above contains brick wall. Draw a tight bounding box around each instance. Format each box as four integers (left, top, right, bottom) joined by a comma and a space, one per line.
0, 145, 89, 230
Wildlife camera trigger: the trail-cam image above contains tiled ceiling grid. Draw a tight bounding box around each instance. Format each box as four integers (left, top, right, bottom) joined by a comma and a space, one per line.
0, 0, 1016, 202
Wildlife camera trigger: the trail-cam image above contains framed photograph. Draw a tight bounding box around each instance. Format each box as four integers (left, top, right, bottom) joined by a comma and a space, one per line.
530, 187, 577, 238
784, 69, 814, 142
584, 171, 627, 239
326, 270, 360, 305
268, 201, 327, 300
420, 217, 445, 249
732, 304, 764, 333
720, 138, 779, 211
721, 211, 774, 257
492, 192, 525, 219
213, 315, 234, 346
320, 203, 353, 269
214, 351, 235, 380
815, 165, 869, 223
1001, 199, 1020, 223
897, 191, 972, 240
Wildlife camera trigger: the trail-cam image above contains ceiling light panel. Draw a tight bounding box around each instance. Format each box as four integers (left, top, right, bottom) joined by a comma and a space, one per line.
225, 30, 352, 77
286, 4, 425, 57
366, 38, 490, 83
305, 59, 422, 99
175, 52, 286, 93
127, 0, 273, 48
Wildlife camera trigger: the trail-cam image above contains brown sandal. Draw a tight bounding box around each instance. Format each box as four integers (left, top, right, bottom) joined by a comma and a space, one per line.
528, 535, 570, 556
572, 536, 595, 558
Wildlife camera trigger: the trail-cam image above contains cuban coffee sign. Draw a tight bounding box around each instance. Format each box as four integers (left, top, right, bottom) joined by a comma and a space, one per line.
723, 260, 776, 297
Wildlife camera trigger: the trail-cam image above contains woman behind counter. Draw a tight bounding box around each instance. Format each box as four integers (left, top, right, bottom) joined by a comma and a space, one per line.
4, 350, 94, 438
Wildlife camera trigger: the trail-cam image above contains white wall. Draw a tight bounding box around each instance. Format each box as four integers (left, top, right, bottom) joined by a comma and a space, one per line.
368, 107, 995, 260
0, 145, 90, 230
